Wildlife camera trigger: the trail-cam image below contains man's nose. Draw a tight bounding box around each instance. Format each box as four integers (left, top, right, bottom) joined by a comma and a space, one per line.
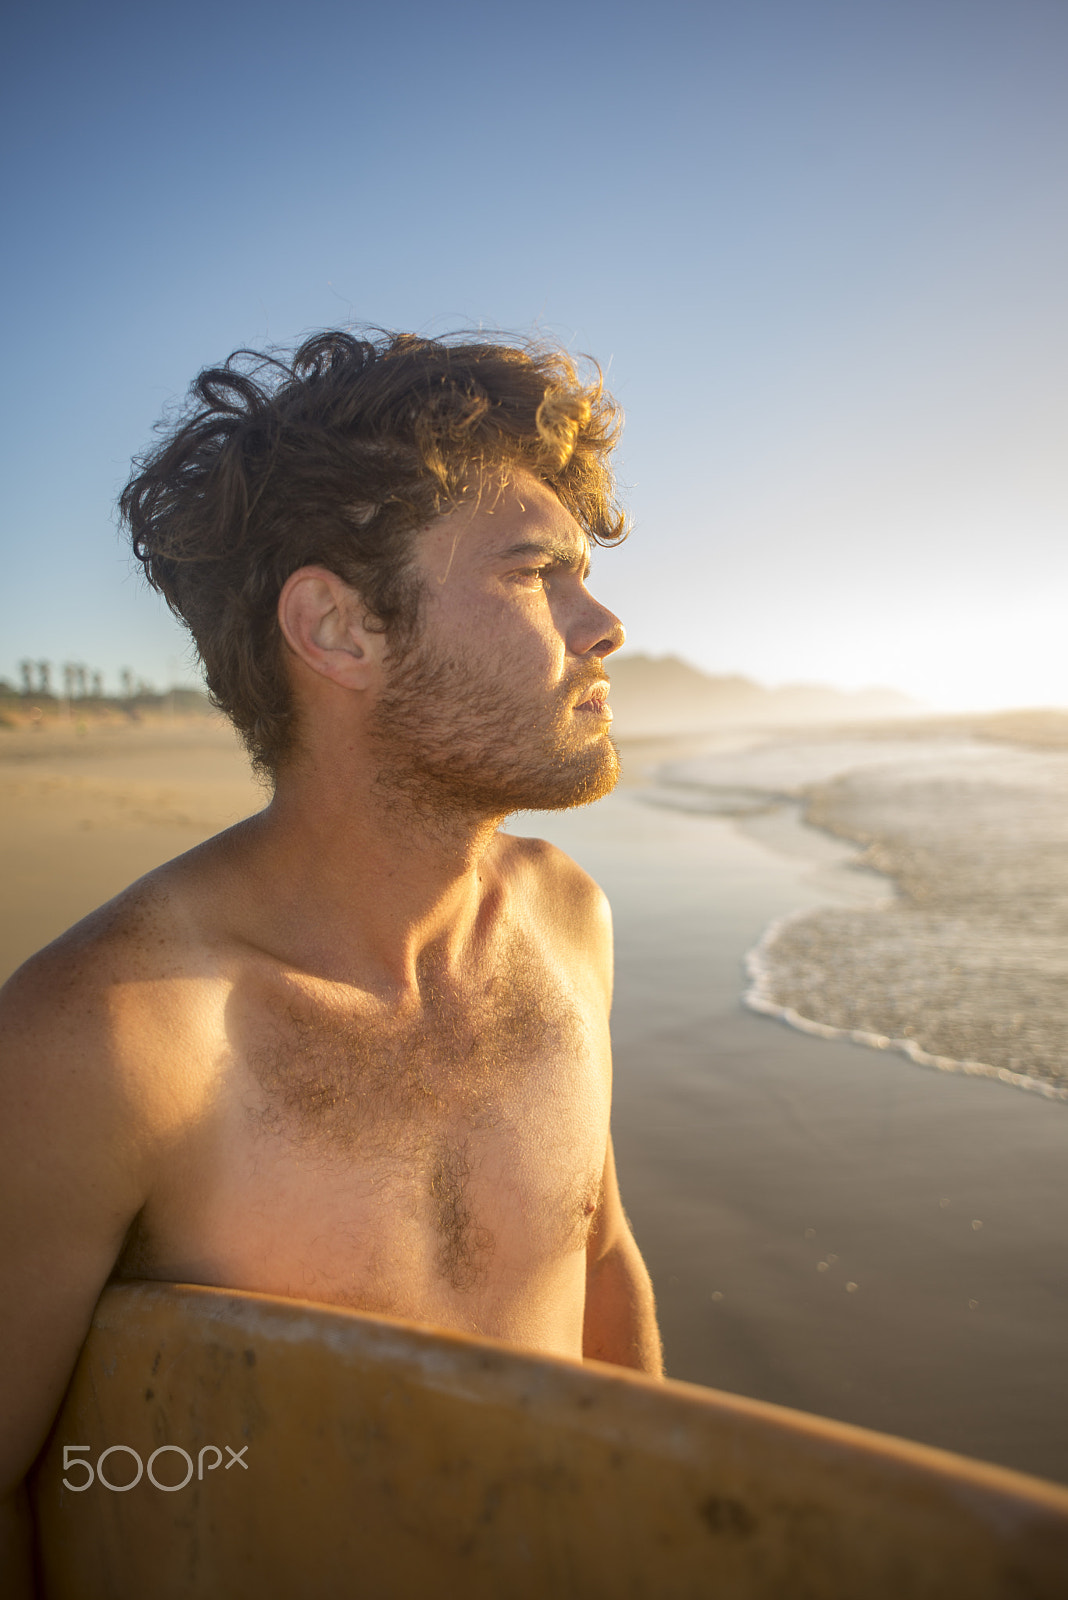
582, 598, 625, 660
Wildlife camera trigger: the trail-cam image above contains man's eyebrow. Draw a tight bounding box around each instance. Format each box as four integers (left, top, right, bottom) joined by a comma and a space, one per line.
497, 540, 591, 577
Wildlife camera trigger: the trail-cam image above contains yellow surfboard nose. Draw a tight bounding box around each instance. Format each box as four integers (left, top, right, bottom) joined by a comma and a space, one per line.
32, 1279, 1068, 1599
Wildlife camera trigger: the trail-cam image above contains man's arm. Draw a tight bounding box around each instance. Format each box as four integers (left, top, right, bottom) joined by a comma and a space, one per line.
0, 949, 150, 1596
583, 1137, 663, 1377
527, 843, 662, 1374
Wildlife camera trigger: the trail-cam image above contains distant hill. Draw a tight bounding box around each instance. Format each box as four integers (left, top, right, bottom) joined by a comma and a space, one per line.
605, 654, 918, 735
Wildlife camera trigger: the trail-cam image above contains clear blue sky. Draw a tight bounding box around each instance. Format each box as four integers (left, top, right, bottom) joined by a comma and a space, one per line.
2, 0, 1066, 710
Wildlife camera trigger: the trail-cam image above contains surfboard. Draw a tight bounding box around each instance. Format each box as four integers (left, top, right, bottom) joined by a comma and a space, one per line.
32, 1280, 1068, 1598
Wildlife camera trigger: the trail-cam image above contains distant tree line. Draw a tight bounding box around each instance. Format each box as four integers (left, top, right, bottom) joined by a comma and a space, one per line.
0, 660, 210, 714
13, 660, 142, 700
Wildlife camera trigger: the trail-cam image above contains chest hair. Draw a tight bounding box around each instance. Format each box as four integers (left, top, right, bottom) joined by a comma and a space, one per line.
242, 943, 595, 1293
244, 939, 589, 1158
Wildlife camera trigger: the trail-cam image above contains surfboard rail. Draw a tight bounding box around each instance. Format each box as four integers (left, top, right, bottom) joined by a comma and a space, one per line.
31, 1280, 1068, 1598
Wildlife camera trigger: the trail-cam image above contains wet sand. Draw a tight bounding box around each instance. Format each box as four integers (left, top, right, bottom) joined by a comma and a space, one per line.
511, 783, 1068, 1485
2, 718, 1066, 1484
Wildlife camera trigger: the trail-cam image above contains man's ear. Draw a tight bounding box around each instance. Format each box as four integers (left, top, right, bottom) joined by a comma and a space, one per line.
277, 566, 385, 689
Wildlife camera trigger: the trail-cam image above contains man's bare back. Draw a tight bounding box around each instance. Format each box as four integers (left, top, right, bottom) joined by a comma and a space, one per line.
0, 329, 660, 1591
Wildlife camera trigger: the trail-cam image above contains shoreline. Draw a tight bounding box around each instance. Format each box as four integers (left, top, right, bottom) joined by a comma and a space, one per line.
743, 906, 1068, 1106
648, 731, 1068, 1100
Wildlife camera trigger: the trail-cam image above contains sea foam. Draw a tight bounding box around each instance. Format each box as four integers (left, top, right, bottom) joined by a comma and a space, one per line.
651, 733, 1068, 1102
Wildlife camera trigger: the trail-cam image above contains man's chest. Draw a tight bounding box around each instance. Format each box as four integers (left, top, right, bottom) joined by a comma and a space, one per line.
123, 957, 612, 1311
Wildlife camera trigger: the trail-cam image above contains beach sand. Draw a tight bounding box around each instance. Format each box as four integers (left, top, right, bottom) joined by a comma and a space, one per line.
2, 716, 1065, 1485
0, 717, 263, 978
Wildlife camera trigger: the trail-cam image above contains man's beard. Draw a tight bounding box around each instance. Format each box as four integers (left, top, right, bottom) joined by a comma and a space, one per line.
367, 639, 620, 821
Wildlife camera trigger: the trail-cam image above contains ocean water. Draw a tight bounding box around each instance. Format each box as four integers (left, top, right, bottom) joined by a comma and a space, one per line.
656, 734, 1068, 1102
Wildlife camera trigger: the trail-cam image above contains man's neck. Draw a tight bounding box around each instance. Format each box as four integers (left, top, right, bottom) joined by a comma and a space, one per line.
235, 757, 507, 995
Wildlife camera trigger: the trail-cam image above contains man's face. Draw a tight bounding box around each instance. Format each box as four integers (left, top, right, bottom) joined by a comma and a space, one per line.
369, 473, 625, 818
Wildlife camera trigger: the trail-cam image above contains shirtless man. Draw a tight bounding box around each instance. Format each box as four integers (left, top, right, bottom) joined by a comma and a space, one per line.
0, 329, 661, 1586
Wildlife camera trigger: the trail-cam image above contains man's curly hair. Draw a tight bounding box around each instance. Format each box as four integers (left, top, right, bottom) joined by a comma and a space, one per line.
121, 328, 628, 780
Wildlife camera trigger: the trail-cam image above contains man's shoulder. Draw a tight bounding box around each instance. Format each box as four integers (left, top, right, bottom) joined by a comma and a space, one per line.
0, 851, 220, 1085
0, 887, 171, 1185
493, 830, 612, 944
495, 827, 604, 890
5, 869, 175, 997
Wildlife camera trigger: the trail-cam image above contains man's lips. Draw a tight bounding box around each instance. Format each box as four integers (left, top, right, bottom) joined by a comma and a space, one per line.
572, 679, 612, 718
